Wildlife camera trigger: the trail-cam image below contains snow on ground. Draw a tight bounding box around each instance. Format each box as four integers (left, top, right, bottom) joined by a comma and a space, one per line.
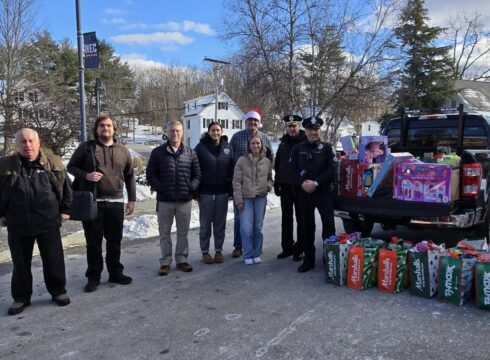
123, 191, 281, 239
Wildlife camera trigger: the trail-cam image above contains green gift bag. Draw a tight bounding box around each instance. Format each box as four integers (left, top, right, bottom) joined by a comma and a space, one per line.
438, 254, 477, 306
324, 243, 351, 286
409, 251, 441, 298
475, 254, 490, 310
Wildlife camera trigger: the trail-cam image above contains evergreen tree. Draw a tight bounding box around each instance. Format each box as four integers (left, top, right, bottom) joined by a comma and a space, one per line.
394, 0, 455, 112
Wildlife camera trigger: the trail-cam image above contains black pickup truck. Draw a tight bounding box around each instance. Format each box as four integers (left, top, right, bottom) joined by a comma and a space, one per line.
334, 106, 490, 241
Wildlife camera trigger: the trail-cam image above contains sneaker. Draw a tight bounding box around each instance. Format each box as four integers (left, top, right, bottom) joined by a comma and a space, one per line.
231, 247, 243, 258
52, 293, 71, 307
159, 265, 171, 276
297, 262, 315, 273
8, 300, 30, 316
176, 262, 193, 272
84, 280, 100, 293
277, 251, 293, 259
253, 257, 262, 264
202, 253, 214, 264
214, 252, 224, 263
108, 274, 132, 285
244, 258, 254, 265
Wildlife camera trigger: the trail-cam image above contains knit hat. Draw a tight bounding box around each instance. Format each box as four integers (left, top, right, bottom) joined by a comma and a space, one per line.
244, 108, 262, 122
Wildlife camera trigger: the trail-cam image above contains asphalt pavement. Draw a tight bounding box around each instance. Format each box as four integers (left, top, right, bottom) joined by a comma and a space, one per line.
0, 208, 488, 360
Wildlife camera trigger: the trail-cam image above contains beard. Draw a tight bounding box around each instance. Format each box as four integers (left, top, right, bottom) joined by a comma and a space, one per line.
98, 133, 113, 142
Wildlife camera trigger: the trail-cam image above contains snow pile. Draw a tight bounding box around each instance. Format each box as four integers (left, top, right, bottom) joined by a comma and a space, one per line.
123, 193, 281, 239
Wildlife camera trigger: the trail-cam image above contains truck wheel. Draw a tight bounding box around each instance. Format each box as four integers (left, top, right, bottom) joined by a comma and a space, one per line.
341, 218, 374, 237
341, 218, 359, 234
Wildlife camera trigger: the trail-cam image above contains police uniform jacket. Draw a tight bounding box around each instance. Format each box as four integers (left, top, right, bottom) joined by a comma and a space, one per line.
289, 140, 336, 192
274, 130, 306, 185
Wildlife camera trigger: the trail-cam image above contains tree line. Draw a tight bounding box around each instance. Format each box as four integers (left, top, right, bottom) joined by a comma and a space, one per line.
0, 0, 488, 155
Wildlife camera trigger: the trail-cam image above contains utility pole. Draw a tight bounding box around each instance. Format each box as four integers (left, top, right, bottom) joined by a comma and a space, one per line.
75, 0, 87, 141
203, 57, 231, 124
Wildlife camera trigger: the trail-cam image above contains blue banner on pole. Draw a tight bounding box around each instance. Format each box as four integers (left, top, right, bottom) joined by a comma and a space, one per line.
83, 32, 99, 69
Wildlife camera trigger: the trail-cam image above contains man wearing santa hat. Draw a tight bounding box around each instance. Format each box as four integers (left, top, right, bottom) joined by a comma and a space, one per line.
229, 109, 273, 258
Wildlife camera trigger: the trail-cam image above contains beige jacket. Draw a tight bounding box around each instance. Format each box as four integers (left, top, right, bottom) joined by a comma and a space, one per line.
233, 152, 272, 206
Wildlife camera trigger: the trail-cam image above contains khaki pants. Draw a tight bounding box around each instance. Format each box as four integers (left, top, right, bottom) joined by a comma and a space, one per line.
157, 201, 192, 266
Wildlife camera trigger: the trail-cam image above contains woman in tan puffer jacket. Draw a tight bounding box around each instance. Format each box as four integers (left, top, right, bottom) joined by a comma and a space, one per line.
233, 135, 272, 265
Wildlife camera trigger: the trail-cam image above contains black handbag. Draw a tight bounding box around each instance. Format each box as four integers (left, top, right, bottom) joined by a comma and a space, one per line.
70, 142, 98, 222
70, 190, 98, 221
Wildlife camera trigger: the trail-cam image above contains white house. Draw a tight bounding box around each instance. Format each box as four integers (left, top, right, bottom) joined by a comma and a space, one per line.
182, 92, 245, 148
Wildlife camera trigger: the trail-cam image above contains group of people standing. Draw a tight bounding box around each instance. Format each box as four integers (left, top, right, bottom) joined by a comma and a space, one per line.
1, 109, 337, 316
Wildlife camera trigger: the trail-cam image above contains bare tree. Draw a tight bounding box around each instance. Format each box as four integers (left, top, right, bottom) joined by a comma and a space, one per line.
446, 12, 490, 80
222, 0, 401, 137
0, 0, 37, 154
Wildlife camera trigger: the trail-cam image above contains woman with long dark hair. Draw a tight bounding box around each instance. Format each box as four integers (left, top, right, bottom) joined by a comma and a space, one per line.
194, 122, 234, 264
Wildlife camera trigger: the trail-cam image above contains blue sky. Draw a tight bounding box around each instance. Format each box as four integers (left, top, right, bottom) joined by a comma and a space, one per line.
36, 0, 488, 69
37, 0, 229, 68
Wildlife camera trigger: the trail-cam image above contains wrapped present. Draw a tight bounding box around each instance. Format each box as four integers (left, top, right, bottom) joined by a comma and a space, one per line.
394, 163, 453, 203
408, 241, 445, 298
378, 241, 409, 293
366, 152, 415, 198
347, 239, 385, 290
324, 233, 360, 286
358, 136, 389, 164
438, 251, 478, 306
475, 253, 490, 310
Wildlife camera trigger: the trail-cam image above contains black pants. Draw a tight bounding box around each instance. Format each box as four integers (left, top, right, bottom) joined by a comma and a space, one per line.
279, 184, 303, 256
8, 229, 67, 302
298, 190, 335, 266
82, 201, 124, 281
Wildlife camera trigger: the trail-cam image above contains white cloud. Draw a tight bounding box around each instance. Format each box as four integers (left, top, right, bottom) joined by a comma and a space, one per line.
154, 20, 217, 36
103, 17, 127, 25
425, 0, 490, 26
120, 23, 149, 31
104, 8, 127, 16
119, 53, 168, 70
111, 32, 194, 46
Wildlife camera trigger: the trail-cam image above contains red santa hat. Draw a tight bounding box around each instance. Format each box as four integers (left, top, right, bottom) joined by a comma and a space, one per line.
244, 108, 262, 122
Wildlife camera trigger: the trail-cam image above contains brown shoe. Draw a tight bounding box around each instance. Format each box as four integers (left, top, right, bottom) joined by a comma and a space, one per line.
176, 262, 193, 272
159, 265, 171, 276
214, 252, 224, 263
231, 247, 242, 258
202, 253, 214, 264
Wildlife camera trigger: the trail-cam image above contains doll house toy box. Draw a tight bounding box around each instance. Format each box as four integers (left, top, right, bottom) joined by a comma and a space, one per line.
393, 163, 453, 203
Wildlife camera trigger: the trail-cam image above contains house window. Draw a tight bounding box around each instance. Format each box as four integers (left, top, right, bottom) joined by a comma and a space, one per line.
18, 91, 25, 102
218, 102, 228, 110
206, 118, 212, 128
233, 119, 243, 129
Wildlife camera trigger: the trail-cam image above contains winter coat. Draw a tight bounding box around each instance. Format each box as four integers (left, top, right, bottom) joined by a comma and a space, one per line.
274, 130, 306, 185
194, 134, 234, 196
0, 151, 72, 235
146, 141, 201, 202
289, 140, 336, 192
232, 152, 272, 206
67, 140, 136, 201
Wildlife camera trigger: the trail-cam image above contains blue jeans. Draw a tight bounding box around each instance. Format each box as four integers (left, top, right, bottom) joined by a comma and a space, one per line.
233, 203, 241, 249
239, 196, 267, 259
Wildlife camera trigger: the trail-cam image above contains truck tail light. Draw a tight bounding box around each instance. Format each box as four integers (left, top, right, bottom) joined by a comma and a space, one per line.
462, 163, 482, 197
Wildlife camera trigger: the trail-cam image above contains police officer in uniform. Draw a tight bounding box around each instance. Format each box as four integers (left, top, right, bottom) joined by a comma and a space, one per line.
289, 117, 336, 273
274, 115, 306, 261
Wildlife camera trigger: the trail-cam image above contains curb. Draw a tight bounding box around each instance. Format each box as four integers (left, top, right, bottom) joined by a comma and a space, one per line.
0, 231, 87, 264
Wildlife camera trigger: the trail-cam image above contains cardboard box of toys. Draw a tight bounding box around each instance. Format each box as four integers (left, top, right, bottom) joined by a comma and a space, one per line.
357, 163, 382, 197
339, 159, 358, 197
394, 163, 453, 203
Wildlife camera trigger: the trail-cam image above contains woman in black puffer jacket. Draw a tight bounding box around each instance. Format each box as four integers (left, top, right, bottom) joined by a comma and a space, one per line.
194, 122, 234, 264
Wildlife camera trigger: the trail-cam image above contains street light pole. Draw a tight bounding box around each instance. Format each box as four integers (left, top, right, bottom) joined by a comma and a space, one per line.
203, 57, 230, 125
75, 0, 87, 141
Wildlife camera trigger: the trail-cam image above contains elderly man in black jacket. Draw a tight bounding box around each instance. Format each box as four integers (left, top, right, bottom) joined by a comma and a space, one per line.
146, 121, 201, 276
0, 128, 72, 315
274, 115, 306, 261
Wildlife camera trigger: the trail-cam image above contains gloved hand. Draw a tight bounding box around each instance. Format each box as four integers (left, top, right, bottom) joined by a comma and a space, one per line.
274, 183, 282, 196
